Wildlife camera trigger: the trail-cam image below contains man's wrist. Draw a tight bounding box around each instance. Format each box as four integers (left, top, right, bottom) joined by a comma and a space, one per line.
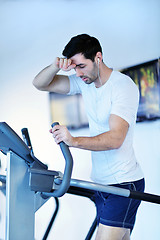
51, 62, 60, 72
71, 137, 79, 148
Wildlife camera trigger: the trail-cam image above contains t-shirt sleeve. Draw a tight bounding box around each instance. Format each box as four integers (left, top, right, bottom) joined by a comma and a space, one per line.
110, 77, 139, 125
67, 74, 82, 95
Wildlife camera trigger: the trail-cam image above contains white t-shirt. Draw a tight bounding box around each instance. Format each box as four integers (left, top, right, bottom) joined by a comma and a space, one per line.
68, 70, 144, 185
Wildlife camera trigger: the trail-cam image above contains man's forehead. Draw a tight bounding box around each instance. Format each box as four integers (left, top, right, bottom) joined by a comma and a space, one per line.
71, 53, 85, 61
71, 53, 90, 64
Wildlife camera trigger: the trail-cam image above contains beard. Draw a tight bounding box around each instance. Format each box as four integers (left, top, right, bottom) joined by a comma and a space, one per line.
80, 76, 94, 84
80, 62, 98, 85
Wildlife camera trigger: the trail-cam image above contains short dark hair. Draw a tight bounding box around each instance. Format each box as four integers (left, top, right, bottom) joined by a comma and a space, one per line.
62, 34, 102, 61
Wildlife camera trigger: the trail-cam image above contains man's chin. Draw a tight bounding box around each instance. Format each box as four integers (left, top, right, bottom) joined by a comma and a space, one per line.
81, 77, 93, 84
84, 80, 92, 85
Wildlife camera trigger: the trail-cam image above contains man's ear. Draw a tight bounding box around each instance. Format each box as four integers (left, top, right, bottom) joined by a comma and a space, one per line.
95, 52, 103, 64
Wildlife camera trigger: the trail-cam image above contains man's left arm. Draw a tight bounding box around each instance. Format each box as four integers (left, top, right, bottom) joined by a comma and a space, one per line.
50, 114, 129, 151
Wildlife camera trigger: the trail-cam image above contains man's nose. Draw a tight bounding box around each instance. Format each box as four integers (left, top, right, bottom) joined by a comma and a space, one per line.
76, 68, 83, 77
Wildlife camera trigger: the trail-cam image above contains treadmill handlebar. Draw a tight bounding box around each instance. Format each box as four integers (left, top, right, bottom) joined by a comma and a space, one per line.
42, 122, 73, 198
21, 128, 33, 154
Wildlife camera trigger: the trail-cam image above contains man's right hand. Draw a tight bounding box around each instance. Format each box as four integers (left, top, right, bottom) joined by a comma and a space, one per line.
55, 57, 76, 72
33, 57, 73, 93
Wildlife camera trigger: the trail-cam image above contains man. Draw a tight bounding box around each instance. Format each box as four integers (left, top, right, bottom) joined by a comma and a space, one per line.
33, 34, 144, 240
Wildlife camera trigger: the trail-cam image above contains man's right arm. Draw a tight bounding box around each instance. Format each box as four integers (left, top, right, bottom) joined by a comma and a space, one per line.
32, 57, 76, 94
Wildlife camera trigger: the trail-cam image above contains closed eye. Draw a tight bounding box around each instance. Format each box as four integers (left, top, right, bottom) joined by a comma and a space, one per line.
75, 64, 86, 70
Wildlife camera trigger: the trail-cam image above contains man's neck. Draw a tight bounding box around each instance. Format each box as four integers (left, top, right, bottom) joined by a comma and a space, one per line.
95, 63, 113, 88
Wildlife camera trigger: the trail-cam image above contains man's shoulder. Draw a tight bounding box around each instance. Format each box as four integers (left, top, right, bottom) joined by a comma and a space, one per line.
112, 71, 137, 88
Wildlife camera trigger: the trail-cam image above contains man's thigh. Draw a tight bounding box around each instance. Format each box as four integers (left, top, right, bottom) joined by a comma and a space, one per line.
95, 224, 130, 240
94, 179, 145, 231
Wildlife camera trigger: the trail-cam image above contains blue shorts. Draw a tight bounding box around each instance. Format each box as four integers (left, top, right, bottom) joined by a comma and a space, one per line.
94, 178, 145, 231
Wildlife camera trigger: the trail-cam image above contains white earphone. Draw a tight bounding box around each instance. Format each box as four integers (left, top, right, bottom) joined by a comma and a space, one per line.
97, 58, 102, 86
